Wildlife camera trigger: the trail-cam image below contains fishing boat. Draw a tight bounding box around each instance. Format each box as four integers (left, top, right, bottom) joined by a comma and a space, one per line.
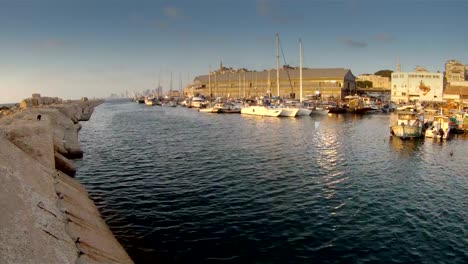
390, 110, 425, 139
345, 96, 371, 114
328, 106, 347, 114
144, 96, 158, 106
425, 115, 453, 139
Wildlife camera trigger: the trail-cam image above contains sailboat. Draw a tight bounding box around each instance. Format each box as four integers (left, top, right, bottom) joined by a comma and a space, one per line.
296, 38, 312, 116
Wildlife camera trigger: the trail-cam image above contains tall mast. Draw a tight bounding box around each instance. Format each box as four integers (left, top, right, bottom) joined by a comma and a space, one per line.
158, 71, 161, 97
208, 65, 212, 99
276, 33, 280, 97
299, 38, 303, 102
179, 72, 182, 94
170, 72, 173, 94
243, 72, 246, 98
238, 73, 241, 99
214, 70, 217, 98
268, 69, 271, 95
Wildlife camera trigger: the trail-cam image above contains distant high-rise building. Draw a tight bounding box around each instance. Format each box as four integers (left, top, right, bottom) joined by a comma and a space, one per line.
445, 60, 466, 83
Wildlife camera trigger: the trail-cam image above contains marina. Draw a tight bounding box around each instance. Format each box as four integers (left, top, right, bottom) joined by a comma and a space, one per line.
2, 1, 468, 263
75, 100, 468, 263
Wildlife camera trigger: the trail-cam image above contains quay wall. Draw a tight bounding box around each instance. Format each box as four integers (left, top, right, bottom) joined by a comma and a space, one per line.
0, 96, 133, 264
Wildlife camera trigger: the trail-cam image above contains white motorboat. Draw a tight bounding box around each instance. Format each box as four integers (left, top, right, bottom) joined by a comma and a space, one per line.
189, 97, 206, 108
144, 97, 157, 106
425, 115, 453, 139
241, 105, 283, 117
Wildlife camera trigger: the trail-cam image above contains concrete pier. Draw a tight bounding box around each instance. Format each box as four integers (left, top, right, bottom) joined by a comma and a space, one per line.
0, 95, 133, 264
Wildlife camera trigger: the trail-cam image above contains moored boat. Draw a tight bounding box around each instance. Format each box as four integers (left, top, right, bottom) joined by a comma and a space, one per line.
425, 115, 454, 139
241, 105, 283, 117
144, 97, 158, 106
277, 107, 299, 117
390, 110, 425, 139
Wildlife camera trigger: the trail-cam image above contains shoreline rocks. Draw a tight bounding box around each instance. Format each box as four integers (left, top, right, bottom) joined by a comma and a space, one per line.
0, 95, 133, 264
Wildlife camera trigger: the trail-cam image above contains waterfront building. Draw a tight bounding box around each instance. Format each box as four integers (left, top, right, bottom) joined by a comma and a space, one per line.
445, 60, 466, 83
185, 66, 356, 100
356, 74, 390, 89
391, 67, 443, 103
444, 81, 468, 108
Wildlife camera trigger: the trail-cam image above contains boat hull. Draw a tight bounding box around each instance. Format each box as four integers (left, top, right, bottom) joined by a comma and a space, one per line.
391, 125, 423, 139
278, 108, 299, 117
241, 106, 282, 117
425, 128, 451, 139
199, 108, 218, 113
297, 108, 312, 116
328, 107, 347, 114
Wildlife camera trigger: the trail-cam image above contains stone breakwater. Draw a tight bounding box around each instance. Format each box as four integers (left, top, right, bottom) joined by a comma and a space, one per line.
0, 96, 133, 264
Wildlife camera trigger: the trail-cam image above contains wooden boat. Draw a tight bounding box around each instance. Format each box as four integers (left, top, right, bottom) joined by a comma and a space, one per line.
390, 110, 425, 139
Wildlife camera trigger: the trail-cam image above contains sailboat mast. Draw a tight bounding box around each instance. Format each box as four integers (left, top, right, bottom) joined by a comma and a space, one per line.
299, 38, 303, 102
170, 72, 173, 93
179, 72, 182, 94
158, 72, 161, 97
209, 65, 212, 99
276, 33, 280, 97
238, 74, 241, 99
268, 69, 271, 96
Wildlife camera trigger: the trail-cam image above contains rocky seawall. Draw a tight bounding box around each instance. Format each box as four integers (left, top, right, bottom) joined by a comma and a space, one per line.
0, 96, 133, 264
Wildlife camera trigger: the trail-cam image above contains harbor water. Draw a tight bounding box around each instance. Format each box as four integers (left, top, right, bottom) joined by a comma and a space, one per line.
75, 101, 468, 263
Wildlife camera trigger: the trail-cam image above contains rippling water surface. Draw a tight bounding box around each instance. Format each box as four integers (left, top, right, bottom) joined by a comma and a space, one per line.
75, 101, 468, 263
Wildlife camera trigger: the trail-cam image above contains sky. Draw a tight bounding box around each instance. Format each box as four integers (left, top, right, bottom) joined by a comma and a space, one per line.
1, 0, 467, 103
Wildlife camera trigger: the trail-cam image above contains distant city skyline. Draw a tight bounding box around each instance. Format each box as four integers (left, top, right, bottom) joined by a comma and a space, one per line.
1, 0, 467, 103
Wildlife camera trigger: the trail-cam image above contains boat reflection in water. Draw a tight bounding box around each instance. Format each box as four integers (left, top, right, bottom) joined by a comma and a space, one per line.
388, 136, 424, 156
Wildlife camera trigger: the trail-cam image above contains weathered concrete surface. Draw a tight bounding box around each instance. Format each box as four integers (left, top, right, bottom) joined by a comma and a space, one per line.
0, 97, 133, 264
0, 136, 77, 264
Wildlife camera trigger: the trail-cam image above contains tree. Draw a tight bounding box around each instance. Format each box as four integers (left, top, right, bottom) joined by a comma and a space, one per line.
374, 70, 393, 79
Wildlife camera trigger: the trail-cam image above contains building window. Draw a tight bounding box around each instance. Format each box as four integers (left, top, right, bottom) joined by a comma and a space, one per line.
402, 92, 406, 96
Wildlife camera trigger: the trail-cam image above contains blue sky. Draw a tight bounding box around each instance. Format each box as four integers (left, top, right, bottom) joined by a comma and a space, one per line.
1, 0, 467, 103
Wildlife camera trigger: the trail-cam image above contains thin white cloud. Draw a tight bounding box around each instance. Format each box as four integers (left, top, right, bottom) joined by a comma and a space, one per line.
337, 37, 368, 48
163, 6, 183, 19
40, 39, 68, 49
257, 0, 273, 16
373, 33, 395, 43
152, 19, 169, 30
256, 0, 302, 25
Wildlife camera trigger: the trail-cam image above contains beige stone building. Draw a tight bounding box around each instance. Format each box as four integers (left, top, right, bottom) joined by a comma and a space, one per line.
445, 60, 466, 83
444, 81, 468, 107
356, 74, 390, 89
185, 66, 356, 100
